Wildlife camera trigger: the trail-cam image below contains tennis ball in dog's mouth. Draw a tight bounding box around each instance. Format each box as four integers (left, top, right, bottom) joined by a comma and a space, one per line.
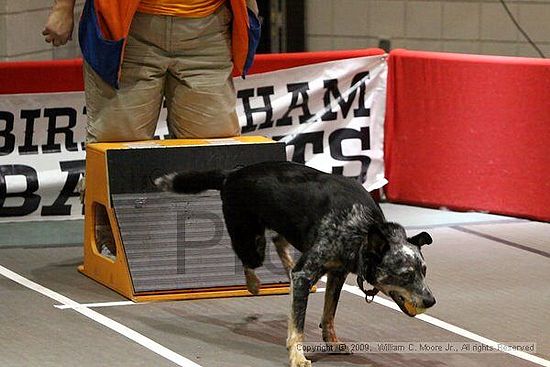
404, 301, 417, 316
404, 301, 427, 316
415, 307, 427, 315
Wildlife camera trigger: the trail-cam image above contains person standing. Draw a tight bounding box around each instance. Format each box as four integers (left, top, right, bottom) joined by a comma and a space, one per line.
43, 0, 261, 142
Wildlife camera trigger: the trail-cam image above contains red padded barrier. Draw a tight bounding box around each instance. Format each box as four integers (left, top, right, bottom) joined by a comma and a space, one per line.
385, 49, 550, 221
249, 49, 385, 75
0, 49, 385, 95
0, 58, 85, 94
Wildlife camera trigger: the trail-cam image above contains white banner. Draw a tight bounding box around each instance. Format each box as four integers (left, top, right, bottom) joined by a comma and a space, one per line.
0, 55, 387, 222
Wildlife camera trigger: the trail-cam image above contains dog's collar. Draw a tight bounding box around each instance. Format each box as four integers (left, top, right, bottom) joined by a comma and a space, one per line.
357, 247, 380, 303
357, 275, 379, 303
365, 287, 379, 301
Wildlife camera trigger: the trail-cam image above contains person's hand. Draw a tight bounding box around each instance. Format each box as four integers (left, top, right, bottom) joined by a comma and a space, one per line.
42, 3, 75, 46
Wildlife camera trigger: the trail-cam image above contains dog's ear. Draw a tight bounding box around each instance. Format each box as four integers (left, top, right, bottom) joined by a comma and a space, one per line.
366, 225, 389, 254
408, 232, 433, 247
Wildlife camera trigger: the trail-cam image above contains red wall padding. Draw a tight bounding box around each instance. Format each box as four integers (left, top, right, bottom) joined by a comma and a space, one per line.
385, 49, 550, 221
249, 49, 385, 75
0, 49, 385, 95
0, 58, 85, 94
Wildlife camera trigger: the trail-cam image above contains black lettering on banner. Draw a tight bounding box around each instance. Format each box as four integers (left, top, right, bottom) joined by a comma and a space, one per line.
41, 107, 78, 153
41, 159, 85, 216
0, 165, 40, 217
284, 131, 324, 164
276, 82, 314, 127
18, 109, 41, 155
238, 86, 275, 133
329, 127, 371, 183
0, 111, 15, 156
322, 71, 371, 121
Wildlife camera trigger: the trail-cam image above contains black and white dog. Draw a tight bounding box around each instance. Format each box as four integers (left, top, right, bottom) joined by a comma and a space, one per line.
155, 161, 436, 367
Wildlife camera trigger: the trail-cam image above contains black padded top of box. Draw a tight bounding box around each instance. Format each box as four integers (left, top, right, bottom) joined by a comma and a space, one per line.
106, 142, 285, 194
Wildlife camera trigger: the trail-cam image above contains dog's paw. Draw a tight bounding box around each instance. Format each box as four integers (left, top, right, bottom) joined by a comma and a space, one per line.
154, 173, 176, 192
289, 341, 312, 367
322, 333, 343, 346
244, 268, 261, 295
290, 355, 312, 367
321, 331, 352, 355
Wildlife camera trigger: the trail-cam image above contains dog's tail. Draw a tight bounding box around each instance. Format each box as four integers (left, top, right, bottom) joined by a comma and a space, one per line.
154, 169, 230, 194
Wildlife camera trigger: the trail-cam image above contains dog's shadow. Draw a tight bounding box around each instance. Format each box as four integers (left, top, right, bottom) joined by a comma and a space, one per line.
137, 309, 288, 360
134, 307, 427, 366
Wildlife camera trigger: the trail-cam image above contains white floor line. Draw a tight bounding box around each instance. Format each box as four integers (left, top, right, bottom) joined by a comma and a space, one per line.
54, 300, 141, 310
0, 265, 202, 367
320, 277, 550, 367
53, 289, 331, 311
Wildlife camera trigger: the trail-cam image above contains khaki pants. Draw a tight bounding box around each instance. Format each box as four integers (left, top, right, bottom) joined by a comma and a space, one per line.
84, 5, 240, 143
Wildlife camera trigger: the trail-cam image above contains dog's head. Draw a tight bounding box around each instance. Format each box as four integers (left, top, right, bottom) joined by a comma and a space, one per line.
360, 223, 435, 317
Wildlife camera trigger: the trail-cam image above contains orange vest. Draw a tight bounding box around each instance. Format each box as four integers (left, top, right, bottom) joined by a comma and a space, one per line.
79, 0, 260, 88
137, 0, 226, 17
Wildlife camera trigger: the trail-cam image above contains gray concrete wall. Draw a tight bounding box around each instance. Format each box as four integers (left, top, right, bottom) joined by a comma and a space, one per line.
0, 1, 548, 60
0, 0, 83, 61
306, 0, 550, 58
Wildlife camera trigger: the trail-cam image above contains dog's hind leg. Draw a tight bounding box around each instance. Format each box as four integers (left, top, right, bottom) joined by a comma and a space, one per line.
273, 234, 294, 278
243, 233, 268, 295
244, 266, 261, 295
224, 214, 267, 295
239, 233, 267, 295
320, 271, 347, 345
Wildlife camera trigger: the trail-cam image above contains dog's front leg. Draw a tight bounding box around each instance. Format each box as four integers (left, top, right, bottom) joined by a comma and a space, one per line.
288, 269, 317, 367
320, 271, 347, 344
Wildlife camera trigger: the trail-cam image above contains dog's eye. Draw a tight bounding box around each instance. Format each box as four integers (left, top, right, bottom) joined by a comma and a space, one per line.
397, 267, 414, 276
